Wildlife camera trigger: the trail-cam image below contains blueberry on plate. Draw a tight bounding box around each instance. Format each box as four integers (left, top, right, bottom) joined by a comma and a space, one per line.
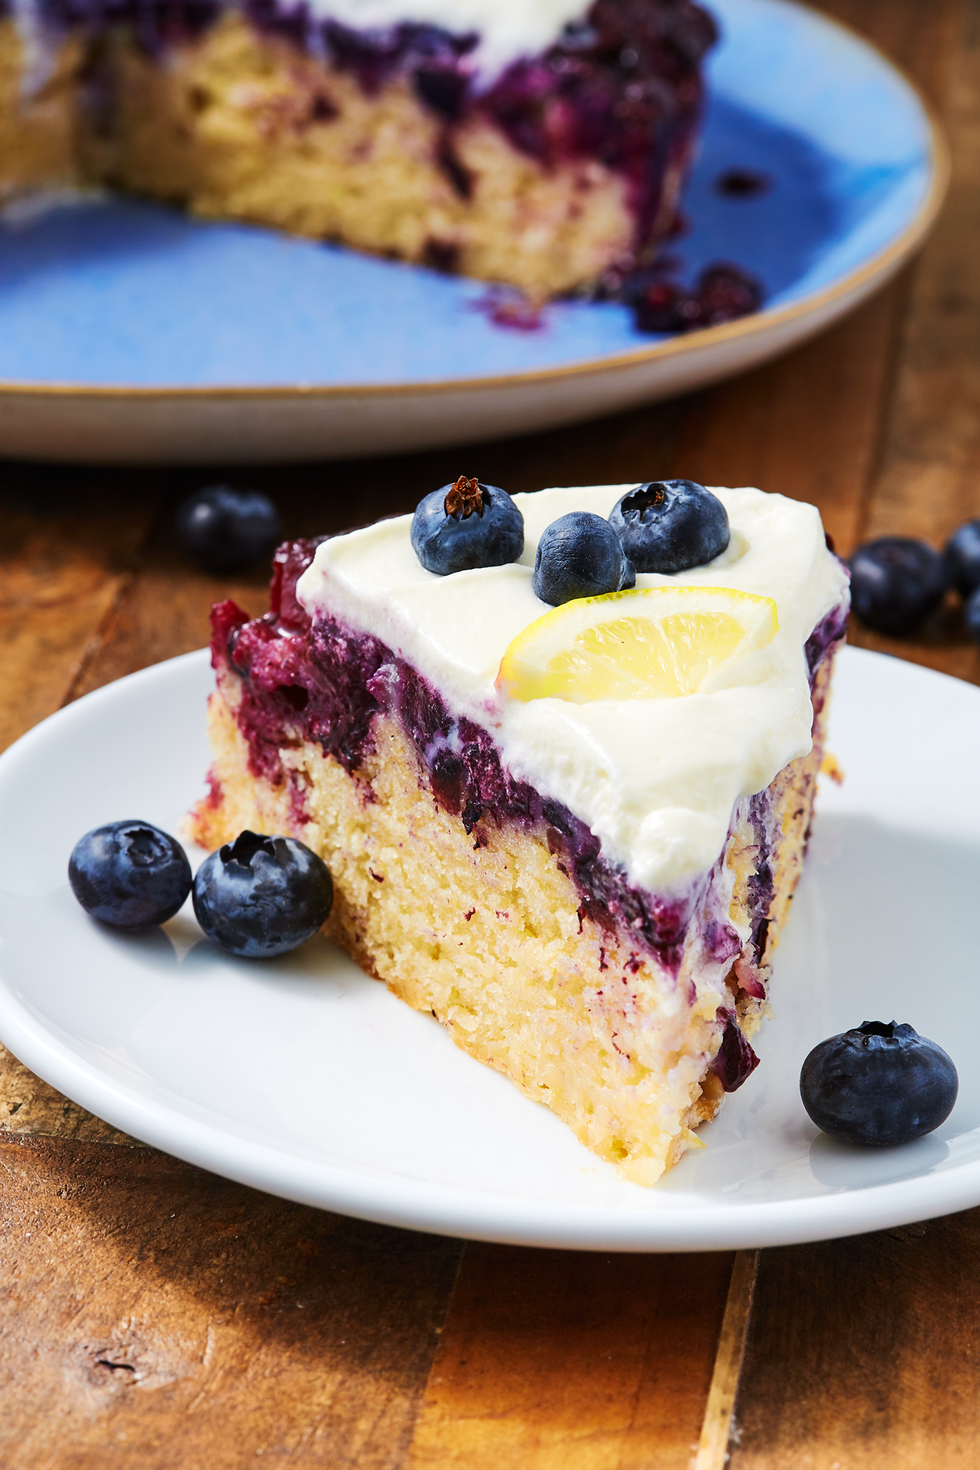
411, 476, 524, 575
193, 831, 333, 959
175, 486, 282, 573
608, 480, 729, 574
849, 537, 948, 636
945, 518, 980, 597
965, 585, 980, 644
532, 511, 635, 606
800, 1021, 958, 1147
69, 820, 192, 929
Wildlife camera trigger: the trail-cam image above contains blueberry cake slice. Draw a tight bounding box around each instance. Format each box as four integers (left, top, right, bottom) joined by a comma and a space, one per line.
1, 0, 716, 295
189, 483, 848, 1185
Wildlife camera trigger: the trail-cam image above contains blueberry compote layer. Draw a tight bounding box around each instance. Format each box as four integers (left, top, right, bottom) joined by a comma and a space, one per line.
805, 598, 850, 684
36, 0, 714, 260
39, 0, 221, 48
211, 537, 839, 1094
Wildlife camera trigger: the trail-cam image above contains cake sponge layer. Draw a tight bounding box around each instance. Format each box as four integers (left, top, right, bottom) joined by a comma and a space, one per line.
88, 15, 638, 296
0, 21, 83, 198
0, 10, 654, 295
190, 653, 834, 1184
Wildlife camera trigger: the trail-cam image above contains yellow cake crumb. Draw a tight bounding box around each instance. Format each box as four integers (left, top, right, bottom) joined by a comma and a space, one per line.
188, 657, 835, 1184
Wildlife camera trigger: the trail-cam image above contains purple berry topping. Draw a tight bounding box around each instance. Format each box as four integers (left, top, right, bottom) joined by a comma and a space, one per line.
712, 1009, 760, 1092
630, 263, 763, 334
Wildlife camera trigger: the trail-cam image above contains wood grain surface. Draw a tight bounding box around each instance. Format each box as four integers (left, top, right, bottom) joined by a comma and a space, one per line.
729, 1217, 980, 1470
409, 1247, 734, 1470
1, 0, 979, 1462
0, 1135, 463, 1470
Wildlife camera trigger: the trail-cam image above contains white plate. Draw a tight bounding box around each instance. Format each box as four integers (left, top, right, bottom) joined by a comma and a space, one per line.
0, 645, 977, 1250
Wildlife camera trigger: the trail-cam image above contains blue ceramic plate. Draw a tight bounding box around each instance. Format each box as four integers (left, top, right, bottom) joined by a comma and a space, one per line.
0, 0, 946, 460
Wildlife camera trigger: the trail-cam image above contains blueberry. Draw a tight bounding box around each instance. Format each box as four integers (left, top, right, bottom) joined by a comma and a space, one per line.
965, 585, 980, 644
630, 278, 685, 334
69, 820, 192, 929
608, 480, 729, 574
193, 830, 333, 958
411, 476, 524, 575
628, 265, 762, 335
849, 537, 949, 636
532, 512, 635, 606
945, 519, 980, 597
176, 486, 282, 573
696, 264, 764, 327
800, 1021, 958, 1147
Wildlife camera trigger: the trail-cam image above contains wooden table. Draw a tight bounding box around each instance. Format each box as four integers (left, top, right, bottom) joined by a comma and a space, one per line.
2, 0, 979, 1461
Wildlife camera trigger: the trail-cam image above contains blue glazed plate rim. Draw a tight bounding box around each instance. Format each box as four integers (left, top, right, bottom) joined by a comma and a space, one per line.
0, 0, 949, 398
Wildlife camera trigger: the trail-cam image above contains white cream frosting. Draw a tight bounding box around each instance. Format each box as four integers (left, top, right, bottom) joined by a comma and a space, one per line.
304, 0, 590, 82
297, 485, 849, 895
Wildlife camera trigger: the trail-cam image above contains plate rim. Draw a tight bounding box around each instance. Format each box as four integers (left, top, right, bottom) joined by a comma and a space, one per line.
0, 0, 950, 402
2, 644, 980, 1252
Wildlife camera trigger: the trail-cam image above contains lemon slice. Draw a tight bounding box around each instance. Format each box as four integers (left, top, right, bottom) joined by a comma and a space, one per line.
497, 586, 778, 703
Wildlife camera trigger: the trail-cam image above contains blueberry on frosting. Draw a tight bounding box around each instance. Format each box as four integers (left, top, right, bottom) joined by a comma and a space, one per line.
411, 476, 524, 575
532, 511, 635, 606
609, 480, 729, 574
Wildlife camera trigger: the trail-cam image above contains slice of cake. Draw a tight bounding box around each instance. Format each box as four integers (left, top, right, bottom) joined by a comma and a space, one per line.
1, 0, 716, 296
189, 483, 849, 1185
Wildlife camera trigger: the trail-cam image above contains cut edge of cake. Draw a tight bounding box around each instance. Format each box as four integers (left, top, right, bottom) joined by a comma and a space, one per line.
0, 0, 716, 296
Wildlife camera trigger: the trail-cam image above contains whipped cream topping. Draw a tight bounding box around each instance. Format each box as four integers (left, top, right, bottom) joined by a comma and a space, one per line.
298, 486, 849, 895
303, 0, 590, 82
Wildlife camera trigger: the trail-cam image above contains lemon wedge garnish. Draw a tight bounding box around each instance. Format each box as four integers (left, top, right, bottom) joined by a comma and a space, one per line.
497, 586, 778, 703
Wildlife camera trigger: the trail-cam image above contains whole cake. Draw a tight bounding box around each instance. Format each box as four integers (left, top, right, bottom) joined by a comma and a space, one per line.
0, 0, 716, 295
190, 482, 849, 1184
